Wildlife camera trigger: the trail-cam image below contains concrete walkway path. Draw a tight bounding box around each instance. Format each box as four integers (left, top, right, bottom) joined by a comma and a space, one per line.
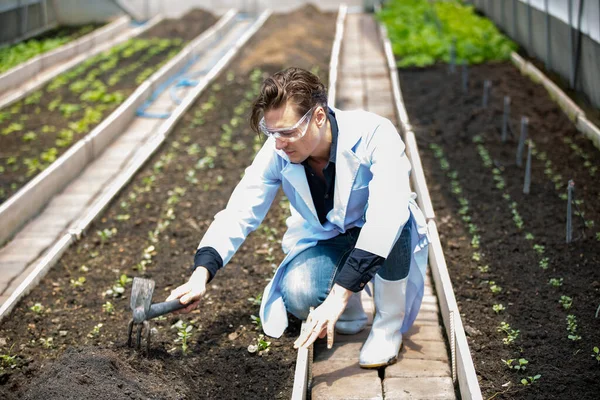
311, 13, 456, 400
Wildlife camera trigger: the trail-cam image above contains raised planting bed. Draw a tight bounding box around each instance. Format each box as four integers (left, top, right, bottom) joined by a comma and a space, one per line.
0, 5, 335, 399
398, 62, 600, 399
0, 9, 218, 205
0, 24, 103, 74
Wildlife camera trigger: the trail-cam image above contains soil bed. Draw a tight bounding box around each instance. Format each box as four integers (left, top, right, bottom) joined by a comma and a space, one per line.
399, 63, 600, 399
0, 6, 335, 399
0, 9, 217, 205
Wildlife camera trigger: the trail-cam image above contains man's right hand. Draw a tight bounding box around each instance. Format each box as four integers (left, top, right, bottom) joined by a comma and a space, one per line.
166, 266, 210, 314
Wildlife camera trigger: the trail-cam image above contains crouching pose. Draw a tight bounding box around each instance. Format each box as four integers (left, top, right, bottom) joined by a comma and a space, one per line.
167, 67, 429, 368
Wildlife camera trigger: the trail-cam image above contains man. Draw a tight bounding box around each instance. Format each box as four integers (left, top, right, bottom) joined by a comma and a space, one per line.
167, 67, 429, 368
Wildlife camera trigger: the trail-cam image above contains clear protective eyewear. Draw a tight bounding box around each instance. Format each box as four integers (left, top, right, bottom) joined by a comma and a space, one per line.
259, 105, 318, 142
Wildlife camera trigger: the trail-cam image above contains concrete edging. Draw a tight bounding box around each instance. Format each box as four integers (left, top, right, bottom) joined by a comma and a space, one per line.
509, 50, 600, 149
0, 10, 238, 247
0, 9, 272, 323
379, 19, 483, 400
291, 322, 312, 400
0, 15, 165, 110
327, 4, 348, 107
0, 16, 130, 96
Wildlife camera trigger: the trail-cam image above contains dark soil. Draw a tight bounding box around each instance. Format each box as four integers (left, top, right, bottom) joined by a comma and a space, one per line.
399, 63, 600, 399
0, 6, 335, 399
0, 9, 217, 206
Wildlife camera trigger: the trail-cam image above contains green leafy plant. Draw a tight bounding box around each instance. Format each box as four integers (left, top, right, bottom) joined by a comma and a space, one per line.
497, 321, 519, 345
521, 375, 541, 386
539, 257, 550, 270
549, 278, 563, 287
102, 301, 115, 315
492, 304, 505, 314
70, 276, 86, 288
559, 295, 573, 310
38, 337, 54, 349
503, 358, 528, 371
247, 294, 262, 306
29, 303, 45, 314
97, 227, 117, 246
87, 323, 103, 338
592, 347, 600, 363
105, 273, 132, 297
250, 315, 262, 330
566, 314, 581, 341
171, 320, 194, 354
247, 334, 271, 354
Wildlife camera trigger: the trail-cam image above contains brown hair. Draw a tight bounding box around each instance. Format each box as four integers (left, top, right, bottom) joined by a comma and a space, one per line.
250, 67, 328, 133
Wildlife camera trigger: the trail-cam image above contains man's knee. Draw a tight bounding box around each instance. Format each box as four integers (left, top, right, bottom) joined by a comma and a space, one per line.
281, 265, 320, 319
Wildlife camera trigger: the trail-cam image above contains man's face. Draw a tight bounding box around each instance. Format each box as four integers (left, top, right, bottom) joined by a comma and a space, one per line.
263, 101, 327, 164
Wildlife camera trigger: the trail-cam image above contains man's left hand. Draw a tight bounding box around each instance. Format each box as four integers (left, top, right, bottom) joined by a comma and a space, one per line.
293, 284, 353, 350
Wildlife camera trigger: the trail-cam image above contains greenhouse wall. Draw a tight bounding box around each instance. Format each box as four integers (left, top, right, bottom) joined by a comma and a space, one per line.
467, 0, 600, 109
0, 0, 58, 45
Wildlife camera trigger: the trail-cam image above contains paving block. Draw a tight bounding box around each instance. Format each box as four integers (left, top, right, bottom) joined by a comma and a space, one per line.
0, 261, 28, 285
419, 302, 439, 313
333, 327, 370, 344
385, 358, 451, 379
383, 377, 455, 399
404, 325, 444, 342
312, 374, 383, 400
400, 339, 449, 362
313, 358, 377, 378
0, 237, 53, 263
315, 341, 363, 362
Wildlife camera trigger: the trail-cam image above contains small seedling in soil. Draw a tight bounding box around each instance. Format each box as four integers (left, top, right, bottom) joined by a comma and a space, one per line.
525, 233, 534, 240
248, 334, 271, 355
102, 301, 115, 315
171, 320, 193, 354
97, 227, 117, 246
532, 244, 545, 255
38, 337, 54, 349
247, 294, 262, 306
521, 375, 541, 385
539, 257, 549, 270
250, 315, 262, 330
566, 315, 581, 341
592, 347, 600, 363
105, 274, 132, 297
503, 358, 528, 371
497, 322, 519, 345
559, 295, 573, 310
69, 276, 86, 288
79, 265, 89, 272
478, 265, 489, 273
548, 278, 563, 287
0, 348, 18, 371
29, 303, 44, 314
472, 252, 481, 262
88, 323, 103, 338
488, 281, 502, 294
493, 304, 506, 314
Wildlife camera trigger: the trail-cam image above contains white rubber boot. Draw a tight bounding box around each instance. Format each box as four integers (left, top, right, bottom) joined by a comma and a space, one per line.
335, 292, 368, 335
359, 274, 407, 368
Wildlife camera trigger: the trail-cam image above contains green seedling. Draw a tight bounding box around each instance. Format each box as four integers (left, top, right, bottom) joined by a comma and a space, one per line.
102, 301, 115, 315
0, 348, 18, 371
488, 281, 502, 294
549, 278, 563, 287
38, 337, 54, 349
22, 131, 37, 142
559, 295, 573, 310
521, 375, 541, 385
503, 358, 528, 371
525, 233, 534, 240
105, 273, 132, 297
566, 314, 581, 341
478, 265, 489, 273
23, 156, 43, 176
41, 148, 58, 163
171, 320, 193, 354
250, 315, 262, 330
497, 321, 519, 345
592, 347, 600, 363
532, 244, 545, 255
247, 334, 271, 354
88, 323, 103, 338
70, 276, 86, 288
29, 303, 44, 314
472, 252, 481, 262
539, 257, 549, 270
97, 227, 117, 246
492, 304, 505, 314
247, 294, 262, 306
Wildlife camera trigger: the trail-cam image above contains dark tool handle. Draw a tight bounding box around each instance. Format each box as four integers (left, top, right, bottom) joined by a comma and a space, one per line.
146, 299, 187, 320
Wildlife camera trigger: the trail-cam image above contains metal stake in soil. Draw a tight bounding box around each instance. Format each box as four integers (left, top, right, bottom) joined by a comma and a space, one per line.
449, 38, 456, 74
523, 140, 532, 194
502, 96, 510, 142
566, 180, 574, 243
482, 80, 491, 108
516, 117, 528, 167
461, 60, 468, 93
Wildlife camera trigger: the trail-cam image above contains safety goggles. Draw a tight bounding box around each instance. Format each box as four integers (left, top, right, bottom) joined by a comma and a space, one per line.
258, 105, 318, 142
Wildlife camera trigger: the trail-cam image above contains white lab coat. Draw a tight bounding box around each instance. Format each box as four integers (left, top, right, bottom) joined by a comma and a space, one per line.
199, 106, 430, 338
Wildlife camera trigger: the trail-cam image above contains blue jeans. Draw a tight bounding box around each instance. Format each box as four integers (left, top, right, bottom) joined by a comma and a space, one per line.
280, 223, 412, 320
